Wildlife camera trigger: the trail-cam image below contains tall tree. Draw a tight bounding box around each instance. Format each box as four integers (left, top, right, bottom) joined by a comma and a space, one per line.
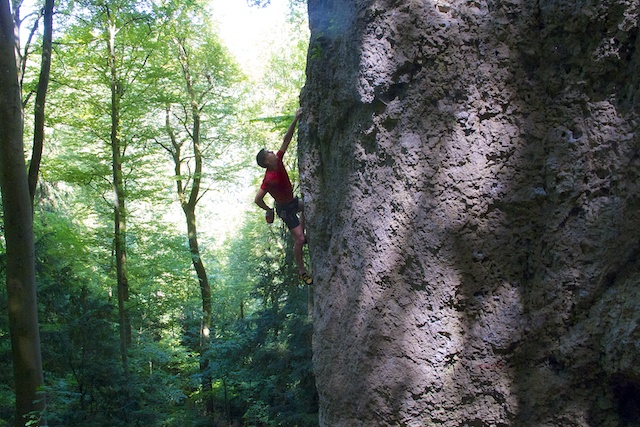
51, 0, 156, 370
13, 0, 55, 204
0, 1, 46, 426
163, 89, 215, 409
27, 0, 54, 203
104, 0, 131, 370
151, 3, 242, 412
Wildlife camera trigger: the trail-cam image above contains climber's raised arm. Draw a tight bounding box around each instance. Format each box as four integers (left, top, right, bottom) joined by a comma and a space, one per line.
279, 108, 303, 154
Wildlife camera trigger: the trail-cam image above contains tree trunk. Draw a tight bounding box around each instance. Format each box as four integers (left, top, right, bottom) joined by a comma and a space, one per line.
27, 0, 54, 203
108, 16, 130, 370
163, 89, 214, 415
184, 207, 212, 335
184, 203, 213, 413
0, 1, 46, 426
174, 39, 214, 414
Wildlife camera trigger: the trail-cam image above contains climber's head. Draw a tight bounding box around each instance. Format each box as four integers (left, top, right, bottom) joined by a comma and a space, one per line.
256, 149, 277, 169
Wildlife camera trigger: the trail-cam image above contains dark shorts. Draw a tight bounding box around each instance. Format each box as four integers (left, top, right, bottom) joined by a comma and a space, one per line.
275, 197, 301, 230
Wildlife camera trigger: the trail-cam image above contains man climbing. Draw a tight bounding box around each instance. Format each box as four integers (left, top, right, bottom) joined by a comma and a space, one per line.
254, 108, 313, 285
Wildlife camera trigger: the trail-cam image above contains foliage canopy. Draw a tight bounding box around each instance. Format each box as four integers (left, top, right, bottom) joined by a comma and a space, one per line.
1, 0, 314, 425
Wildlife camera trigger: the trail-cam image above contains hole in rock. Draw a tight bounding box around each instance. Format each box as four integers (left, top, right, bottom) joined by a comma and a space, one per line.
612, 377, 640, 424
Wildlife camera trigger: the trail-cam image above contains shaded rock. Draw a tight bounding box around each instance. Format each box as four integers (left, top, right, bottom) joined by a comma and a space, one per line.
299, 0, 640, 426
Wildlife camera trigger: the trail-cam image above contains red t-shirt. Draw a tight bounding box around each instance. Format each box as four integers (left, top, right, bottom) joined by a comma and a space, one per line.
260, 150, 294, 204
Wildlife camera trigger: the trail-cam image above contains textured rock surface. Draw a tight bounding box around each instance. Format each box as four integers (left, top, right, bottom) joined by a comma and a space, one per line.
299, 0, 640, 426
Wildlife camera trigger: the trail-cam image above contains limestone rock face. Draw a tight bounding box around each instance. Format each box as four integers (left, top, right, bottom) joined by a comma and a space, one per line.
299, 0, 640, 426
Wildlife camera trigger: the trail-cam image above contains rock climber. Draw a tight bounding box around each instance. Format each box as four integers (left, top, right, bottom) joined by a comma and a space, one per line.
254, 108, 313, 285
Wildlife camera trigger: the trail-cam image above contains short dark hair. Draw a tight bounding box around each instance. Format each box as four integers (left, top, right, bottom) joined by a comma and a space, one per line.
256, 148, 268, 168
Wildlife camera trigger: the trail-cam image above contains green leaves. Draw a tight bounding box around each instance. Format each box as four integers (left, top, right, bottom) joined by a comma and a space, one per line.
1, 0, 314, 424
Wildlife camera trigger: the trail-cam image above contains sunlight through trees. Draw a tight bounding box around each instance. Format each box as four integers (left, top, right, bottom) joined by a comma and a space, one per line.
1, 0, 313, 426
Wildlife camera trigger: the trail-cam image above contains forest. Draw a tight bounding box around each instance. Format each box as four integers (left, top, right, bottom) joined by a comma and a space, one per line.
0, 0, 317, 426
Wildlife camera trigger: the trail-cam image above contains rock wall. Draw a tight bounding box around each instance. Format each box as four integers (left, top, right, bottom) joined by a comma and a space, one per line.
299, 0, 640, 426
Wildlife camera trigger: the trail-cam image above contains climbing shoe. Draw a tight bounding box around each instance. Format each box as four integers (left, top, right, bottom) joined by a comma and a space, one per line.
299, 272, 313, 285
